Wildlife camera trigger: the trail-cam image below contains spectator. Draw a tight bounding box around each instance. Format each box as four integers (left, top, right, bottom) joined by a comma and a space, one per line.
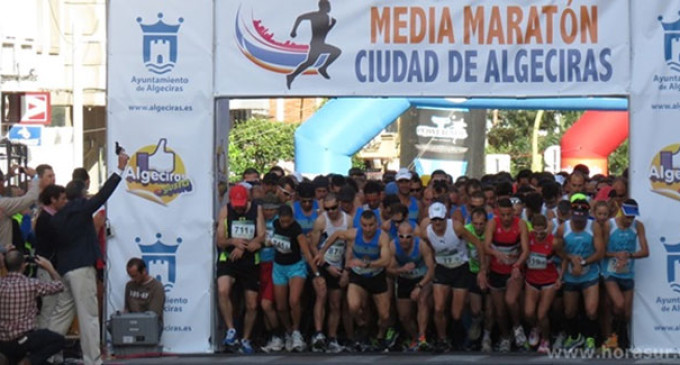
0, 167, 50, 249
0, 250, 65, 364
34, 184, 67, 329
124, 258, 165, 325
47, 152, 129, 365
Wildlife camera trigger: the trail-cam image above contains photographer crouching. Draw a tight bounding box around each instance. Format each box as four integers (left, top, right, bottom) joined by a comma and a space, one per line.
0, 250, 65, 364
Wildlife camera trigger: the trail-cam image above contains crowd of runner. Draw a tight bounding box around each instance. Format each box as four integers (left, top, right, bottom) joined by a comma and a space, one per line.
217, 164, 648, 355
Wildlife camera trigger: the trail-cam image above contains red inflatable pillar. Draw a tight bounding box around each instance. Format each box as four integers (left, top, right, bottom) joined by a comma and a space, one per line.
560, 111, 629, 175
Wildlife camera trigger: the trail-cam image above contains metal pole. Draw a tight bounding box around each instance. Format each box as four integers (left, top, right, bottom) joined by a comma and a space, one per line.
72, 16, 84, 168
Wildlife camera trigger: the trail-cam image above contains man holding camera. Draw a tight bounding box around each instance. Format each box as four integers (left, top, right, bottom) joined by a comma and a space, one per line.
0, 250, 65, 364
47, 151, 129, 365
0, 166, 51, 251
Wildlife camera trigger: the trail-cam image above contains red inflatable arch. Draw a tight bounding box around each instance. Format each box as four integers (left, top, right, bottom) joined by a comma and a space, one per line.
560, 111, 629, 175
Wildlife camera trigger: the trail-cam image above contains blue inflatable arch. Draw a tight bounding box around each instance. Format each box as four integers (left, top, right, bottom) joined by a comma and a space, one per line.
294, 97, 628, 175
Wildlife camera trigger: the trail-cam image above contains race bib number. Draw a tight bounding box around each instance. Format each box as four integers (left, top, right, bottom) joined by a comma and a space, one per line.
435, 251, 465, 268
607, 258, 630, 274
324, 242, 345, 266
527, 252, 548, 270
271, 234, 292, 254
231, 221, 255, 240
493, 244, 519, 265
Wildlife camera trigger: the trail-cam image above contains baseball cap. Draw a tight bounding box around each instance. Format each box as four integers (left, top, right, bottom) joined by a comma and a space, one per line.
570, 193, 589, 203
428, 202, 447, 220
261, 193, 281, 210
395, 168, 412, 181
229, 185, 248, 207
385, 181, 398, 195
621, 199, 640, 217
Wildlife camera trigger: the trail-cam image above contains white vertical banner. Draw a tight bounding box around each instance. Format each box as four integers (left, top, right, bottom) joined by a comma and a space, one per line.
630, 1, 680, 352
107, 0, 214, 353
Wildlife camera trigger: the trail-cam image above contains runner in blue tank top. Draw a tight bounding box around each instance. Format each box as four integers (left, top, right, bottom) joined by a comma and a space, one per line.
395, 168, 422, 225
601, 199, 649, 350
554, 199, 604, 351
324, 210, 392, 351
387, 221, 435, 351
292, 182, 318, 235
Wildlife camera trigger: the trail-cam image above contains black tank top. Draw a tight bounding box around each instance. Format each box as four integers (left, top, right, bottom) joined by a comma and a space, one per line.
226, 202, 259, 265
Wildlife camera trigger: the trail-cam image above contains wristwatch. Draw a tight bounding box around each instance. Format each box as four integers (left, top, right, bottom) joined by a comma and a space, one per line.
314, 271, 321, 278
580, 259, 587, 266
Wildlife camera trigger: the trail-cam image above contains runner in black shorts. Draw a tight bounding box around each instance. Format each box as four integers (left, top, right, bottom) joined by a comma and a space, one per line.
216, 184, 265, 353
387, 222, 435, 351
330, 210, 393, 350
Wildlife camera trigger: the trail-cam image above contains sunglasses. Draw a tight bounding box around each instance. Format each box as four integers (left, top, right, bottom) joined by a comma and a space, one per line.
398, 234, 412, 239
279, 187, 294, 197
300, 199, 314, 204
410, 188, 422, 193
324, 205, 339, 211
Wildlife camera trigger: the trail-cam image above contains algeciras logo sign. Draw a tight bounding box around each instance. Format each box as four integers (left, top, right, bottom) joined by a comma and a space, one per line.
138, 13, 183, 75
649, 144, 680, 202
123, 138, 193, 205
137, 233, 182, 292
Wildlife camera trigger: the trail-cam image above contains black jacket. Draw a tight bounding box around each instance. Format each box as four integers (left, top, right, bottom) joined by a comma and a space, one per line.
52, 173, 121, 275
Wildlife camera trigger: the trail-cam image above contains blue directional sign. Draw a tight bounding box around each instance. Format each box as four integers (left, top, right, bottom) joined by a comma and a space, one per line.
9, 125, 42, 146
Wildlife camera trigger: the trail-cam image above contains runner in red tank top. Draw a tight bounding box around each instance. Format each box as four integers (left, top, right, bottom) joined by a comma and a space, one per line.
484, 198, 529, 352
523, 214, 563, 353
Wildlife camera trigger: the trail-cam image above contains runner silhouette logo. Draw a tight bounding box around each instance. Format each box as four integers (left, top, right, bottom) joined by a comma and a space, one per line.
234, 1, 341, 89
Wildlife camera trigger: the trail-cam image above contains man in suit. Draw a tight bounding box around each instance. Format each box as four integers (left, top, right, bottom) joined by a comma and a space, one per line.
47, 151, 129, 365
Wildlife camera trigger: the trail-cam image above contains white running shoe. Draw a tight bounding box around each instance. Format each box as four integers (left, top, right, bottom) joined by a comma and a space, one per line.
514, 325, 528, 347
285, 332, 294, 352
261, 335, 284, 353
291, 330, 307, 352
499, 337, 511, 353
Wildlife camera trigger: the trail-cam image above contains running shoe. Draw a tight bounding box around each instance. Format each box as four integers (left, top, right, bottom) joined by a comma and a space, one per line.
326, 338, 345, 353
468, 316, 483, 341
385, 327, 399, 349
223, 328, 238, 347
601, 333, 619, 350
563, 334, 584, 350
528, 327, 540, 347
312, 332, 326, 352
514, 325, 528, 348
499, 337, 511, 353
537, 339, 551, 354
239, 339, 254, 354
585, 337, 596, 351
481, 334, 493, 353
291, 330, 306, 352
553, 331, 566, 350
261, 335, 284, 353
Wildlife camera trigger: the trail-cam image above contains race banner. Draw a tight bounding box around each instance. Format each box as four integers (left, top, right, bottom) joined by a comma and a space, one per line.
107, 0, 214, 353
215, 0, 630, 97
630, 1, 680, 352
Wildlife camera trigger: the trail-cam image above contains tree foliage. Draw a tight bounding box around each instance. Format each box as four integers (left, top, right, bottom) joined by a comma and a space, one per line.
486, 110, 585, 175
486, 110, 629, 176
228, 118, 299, 181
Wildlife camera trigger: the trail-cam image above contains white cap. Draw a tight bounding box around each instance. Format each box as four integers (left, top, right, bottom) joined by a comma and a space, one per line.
292, 171, 304, 184
395, 167, 412, 181
238, 181, 253, 191
428, 202, 447, 219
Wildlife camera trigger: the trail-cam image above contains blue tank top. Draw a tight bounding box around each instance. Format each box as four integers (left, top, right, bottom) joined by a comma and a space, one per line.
353, 205, 382, 230
602, 218, 638, 280
408, 196, 419, 224
293, 200, 318, 234
352, 228, 383, 277
260, 218, 276, 263
563, 220, 599, 283
394, 237, 427, 279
